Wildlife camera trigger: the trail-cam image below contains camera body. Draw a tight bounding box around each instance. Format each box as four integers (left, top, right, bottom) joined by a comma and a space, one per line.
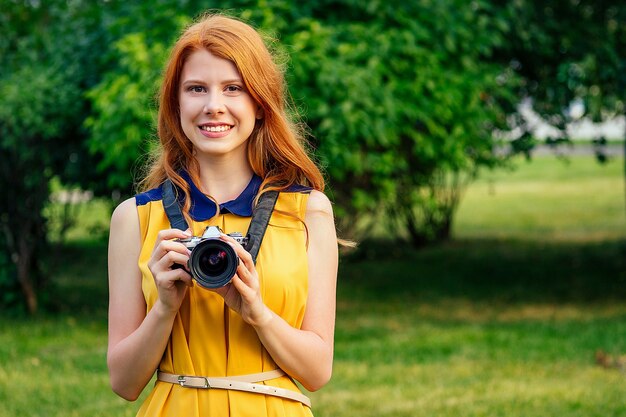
176, 226, 247, 288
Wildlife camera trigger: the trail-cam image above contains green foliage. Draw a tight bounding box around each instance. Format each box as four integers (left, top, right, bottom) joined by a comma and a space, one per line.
282, 1, 520, 242
86, 32, 171, 192
0, 0, 108, 313
0, 56, 83, 314
490, 1, 626, 222
6, 0, 624, 309
493, 1, 626, 126
83, 1, 522, 245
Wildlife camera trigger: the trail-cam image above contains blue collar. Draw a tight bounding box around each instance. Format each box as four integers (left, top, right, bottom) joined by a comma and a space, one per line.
181, 171, 262, 221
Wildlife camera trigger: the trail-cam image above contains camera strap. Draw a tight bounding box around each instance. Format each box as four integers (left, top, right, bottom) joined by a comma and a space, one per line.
161, 178, 279, 264
161, 179, 189, 231
244, 190, 279, 264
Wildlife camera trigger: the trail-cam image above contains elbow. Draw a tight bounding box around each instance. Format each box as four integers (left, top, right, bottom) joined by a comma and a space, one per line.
109, 369, 143, 402
301, 364, 332, 392
301, 346, 334, 392
111, 380, 142, 402
107, 352, 146, 401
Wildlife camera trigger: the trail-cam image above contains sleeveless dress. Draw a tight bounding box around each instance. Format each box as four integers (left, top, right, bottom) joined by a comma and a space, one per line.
133, 173, 314, 417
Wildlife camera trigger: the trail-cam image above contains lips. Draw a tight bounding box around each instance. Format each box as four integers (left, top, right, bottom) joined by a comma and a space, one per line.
199, 124, 232, 132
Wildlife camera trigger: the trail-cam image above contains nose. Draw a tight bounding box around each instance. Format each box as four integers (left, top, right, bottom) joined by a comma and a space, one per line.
203, 91, 225, 115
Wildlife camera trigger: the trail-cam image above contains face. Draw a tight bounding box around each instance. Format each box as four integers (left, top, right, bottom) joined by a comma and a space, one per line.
178, 49, 262, 162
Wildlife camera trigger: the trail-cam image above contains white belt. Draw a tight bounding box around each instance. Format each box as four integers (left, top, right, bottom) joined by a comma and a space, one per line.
156, 369, 311, 408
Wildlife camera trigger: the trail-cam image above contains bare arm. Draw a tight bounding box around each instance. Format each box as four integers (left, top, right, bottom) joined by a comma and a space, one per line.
107, 198, 193, 401
218, 190, 338, 391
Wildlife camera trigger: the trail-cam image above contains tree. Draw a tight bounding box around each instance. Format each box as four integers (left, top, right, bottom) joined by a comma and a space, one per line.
281, 1, 519, 243
86, 32, 170, 193
491, 1, 626, 197
1, 0, 533, 311
85, 1, 219, 195
0, 0, 108, 313
87, 1, 520, 246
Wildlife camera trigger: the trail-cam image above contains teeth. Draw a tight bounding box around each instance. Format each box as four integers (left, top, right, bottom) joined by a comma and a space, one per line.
201, 125, 231, 132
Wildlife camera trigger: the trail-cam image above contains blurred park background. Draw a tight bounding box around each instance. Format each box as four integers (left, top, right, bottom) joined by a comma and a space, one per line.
1, 0, 625, 416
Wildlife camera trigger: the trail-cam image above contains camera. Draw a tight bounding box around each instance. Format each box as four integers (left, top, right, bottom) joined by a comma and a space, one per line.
175, 226, 247, 288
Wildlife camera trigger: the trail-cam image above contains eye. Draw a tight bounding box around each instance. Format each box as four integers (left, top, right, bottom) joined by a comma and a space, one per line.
187, 85, 206, 93
224, 85, 243, 94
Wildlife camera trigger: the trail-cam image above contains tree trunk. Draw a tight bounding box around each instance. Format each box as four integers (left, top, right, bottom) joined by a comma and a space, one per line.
405, 208, 429, 248
17, 233, 37, 314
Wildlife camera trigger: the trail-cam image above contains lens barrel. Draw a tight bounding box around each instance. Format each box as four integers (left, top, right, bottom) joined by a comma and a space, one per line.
188, 238, 239, 288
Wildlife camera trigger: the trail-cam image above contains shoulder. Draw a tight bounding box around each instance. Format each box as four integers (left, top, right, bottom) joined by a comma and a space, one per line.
110, 197, 139, 230
305, 190, 334, 218
304, 191, 338, 255
109, 197, 143, 253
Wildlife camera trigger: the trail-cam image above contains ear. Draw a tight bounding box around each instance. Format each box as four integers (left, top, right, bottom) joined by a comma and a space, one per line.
255, 105, 264, 120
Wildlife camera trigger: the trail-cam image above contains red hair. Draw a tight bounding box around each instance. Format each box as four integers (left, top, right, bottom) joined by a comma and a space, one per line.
141, 14, 324, 223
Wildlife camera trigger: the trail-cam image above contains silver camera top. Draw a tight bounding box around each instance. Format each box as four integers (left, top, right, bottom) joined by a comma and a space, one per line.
202, 226, 245, 243
201, 225, 223, 239
177, 226, 247, 250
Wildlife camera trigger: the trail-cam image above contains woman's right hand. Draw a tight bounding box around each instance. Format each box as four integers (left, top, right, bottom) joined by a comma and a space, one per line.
147, 228, 194, 314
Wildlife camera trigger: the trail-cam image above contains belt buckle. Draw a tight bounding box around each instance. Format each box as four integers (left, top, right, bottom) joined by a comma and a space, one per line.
178, 375, 210, 389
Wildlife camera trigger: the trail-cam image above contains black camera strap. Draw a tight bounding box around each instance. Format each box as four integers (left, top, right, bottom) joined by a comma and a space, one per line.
162, 178, 189, 231
161, 178, 279, 264
243, 189, 279, 264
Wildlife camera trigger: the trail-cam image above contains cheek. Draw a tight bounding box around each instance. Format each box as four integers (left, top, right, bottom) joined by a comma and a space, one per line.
179, 92, 205, 114
178, 101, 198, 138
179, 99, 194, 121
239, 101, 261, 125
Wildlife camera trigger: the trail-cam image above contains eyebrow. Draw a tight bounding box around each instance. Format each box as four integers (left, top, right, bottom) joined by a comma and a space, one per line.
180, 78, 243, 85
221, 78, 244, 84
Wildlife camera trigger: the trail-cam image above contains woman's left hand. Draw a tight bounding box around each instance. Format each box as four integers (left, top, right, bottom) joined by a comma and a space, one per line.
212, 234, 273, 328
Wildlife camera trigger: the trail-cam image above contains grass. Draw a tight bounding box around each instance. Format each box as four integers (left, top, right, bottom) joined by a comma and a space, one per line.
321, 237, 626, 416
1, 152, 625, 416
322, 316, 626, 416
0, 317, 126, 417
456, 155, 624, 241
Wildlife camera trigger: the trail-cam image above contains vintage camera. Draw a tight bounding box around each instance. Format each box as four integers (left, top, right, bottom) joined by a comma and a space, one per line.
175, 226, 247, 288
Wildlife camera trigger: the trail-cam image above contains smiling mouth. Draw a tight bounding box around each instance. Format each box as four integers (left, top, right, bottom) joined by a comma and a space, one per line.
200, 125, 232, 132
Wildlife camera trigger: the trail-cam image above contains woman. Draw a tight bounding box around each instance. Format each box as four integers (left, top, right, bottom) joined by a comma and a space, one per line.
107, 14, 338, 416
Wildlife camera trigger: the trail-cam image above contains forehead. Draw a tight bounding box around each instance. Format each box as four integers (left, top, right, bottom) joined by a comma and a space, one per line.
180, 49, 242, 82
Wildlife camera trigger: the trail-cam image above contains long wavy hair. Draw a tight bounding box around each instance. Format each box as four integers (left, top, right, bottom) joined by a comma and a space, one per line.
140, 14, 324, 225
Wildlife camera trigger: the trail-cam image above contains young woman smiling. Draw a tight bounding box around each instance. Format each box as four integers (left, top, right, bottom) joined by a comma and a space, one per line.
106, 13, 338, 417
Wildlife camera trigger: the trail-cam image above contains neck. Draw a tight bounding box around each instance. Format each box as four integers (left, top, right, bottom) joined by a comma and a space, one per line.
194, 155, 254, 204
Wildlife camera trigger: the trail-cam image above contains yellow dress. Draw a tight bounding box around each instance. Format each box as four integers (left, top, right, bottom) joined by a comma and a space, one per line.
134, 174, 313, 417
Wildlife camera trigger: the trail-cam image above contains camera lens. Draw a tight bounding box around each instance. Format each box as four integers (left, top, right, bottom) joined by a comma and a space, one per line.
199, 248, 228, 276
188, 238, 238, 288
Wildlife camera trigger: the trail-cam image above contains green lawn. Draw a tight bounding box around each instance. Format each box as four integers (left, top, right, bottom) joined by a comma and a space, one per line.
456, 154, 624, 241
1, 153, 625, 416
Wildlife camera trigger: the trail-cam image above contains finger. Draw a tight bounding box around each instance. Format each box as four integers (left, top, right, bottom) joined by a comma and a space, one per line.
150, 239, 192, 270
238, 248, 255, 271
235, 260, 260, 292
220, 235, 254, 268
149, 247, 190, 278
180, 272, 194, 287
219, 232, 240, 244
156, 228, 192, 244
152, 229, 192, 258
160, 239, 192, 257
162, 250, 190, 271
231, 275, 255, 299
154, 268, 193, 288
174, 269, 194, 287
